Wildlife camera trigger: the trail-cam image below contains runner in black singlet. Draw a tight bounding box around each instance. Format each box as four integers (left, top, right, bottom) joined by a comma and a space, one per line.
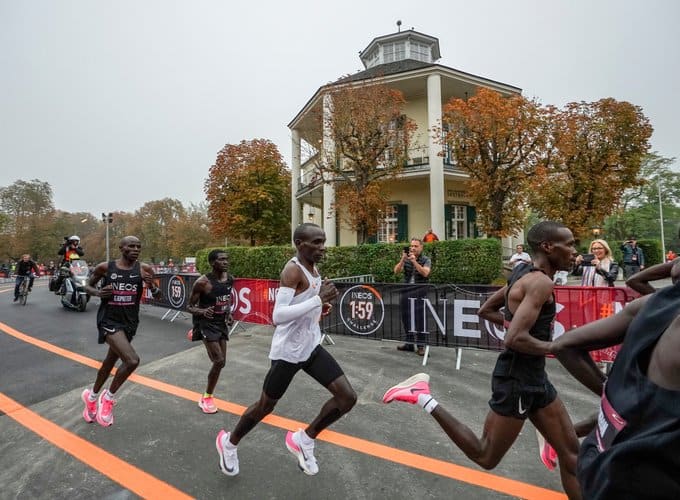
187, 249, 234, 414
383, 221, 584, 500
80, 236, 161, 427
550, 259, 680, 498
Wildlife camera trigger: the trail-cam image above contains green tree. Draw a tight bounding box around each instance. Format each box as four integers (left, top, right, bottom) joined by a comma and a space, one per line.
136, 198, 186, 263
205, 139, 291, 246
0, 179, 55, 259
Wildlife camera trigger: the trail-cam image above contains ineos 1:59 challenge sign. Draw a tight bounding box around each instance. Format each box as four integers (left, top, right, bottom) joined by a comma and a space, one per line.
339, 284, 385, 335
166, 275, 187, 309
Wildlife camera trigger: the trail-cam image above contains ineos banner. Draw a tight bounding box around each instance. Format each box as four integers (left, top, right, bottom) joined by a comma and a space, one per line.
143, 274, 632, 362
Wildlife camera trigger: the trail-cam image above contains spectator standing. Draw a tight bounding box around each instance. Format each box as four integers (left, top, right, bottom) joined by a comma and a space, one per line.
423, 228, 439, 243
666, 249, 677, 262
620, 237, 644, 279
572, 239, 620, 287
509, 244, 532, 269
394, 238, 432, 356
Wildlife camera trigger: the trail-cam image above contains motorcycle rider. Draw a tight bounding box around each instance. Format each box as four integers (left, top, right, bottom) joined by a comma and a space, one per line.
13, 254, 39, 302
53, 236, 85, 292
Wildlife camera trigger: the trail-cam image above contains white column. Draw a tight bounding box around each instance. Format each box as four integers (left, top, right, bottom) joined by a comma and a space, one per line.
291, 129, 301, 242
322, 93, 336, 246
427, 73, 445, 239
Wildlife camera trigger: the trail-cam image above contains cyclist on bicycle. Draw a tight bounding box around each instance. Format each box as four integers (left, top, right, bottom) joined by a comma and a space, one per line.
14, 254, 39, 302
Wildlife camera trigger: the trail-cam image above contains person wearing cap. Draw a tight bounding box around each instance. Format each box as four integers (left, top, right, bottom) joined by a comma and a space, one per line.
620, 236, 645, 279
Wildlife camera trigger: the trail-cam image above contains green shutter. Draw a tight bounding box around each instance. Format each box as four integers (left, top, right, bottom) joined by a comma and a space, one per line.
466, 205, 478, 238
397, 204, 408, 242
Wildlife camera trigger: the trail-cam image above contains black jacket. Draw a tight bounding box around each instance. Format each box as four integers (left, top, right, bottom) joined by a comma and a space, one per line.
572, 260, 620, 287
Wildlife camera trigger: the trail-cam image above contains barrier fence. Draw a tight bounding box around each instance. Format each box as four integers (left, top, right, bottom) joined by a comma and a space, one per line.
143, 274, 638, 363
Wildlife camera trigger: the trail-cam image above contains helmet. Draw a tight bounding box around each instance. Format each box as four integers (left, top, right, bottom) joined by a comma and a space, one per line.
69, 235, 80, 243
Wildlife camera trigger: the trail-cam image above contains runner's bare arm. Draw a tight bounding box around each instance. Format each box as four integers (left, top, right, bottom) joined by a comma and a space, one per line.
141, 263, 161, 297
477, 286, 507, 327
550, 295, 648, 354
187, 276, 212, 318
85, 262, 110, 298
626, 260, 675, 295
503, 276, 553, 355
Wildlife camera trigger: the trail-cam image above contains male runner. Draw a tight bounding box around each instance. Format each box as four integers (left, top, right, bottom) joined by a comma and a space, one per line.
81, 236, 160, 427
549, 261, 680, 498
383, 221, 583, 499
187, 249, 234, 414
215, 223, 356, 476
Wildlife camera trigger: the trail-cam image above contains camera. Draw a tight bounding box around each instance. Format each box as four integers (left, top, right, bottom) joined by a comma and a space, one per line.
582, 253, 595, 265
403, 246, 410, 255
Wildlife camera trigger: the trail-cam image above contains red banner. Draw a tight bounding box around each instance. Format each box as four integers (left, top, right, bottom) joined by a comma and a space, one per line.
231, 278, 277, 325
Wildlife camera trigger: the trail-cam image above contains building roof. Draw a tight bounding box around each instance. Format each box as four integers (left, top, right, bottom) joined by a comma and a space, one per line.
336, 59, 435, 83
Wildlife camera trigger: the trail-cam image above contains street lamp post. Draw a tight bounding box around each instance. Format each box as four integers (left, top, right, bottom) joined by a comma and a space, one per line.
658, 181, 666, 259
101, 212, 113, 261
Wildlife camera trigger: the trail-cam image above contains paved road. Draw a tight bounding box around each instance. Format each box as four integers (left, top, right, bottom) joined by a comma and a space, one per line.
0, 279, 603, 499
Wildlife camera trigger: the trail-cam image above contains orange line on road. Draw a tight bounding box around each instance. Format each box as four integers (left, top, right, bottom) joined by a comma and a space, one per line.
0, 321, 565, 500
0, 392, 191, 499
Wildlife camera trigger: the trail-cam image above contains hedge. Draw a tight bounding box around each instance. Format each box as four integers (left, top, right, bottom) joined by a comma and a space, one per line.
196, 238, 502, 284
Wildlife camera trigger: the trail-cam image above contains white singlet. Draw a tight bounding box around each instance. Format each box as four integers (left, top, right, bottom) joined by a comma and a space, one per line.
268, 257, 323, 363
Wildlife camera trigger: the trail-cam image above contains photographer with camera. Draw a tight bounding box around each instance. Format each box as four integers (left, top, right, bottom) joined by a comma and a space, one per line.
620, 236, 645, 279
572, 239, 620, 287
393, 238, 431, 356
51, 235, 85, 292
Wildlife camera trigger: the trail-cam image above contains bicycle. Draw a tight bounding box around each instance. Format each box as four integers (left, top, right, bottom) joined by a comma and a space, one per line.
17, 274, 32, 306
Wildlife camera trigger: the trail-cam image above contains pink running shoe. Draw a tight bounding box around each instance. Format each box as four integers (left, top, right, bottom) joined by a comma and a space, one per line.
285, 430, 318, 475
96, 391, 116, 427
199, 396, 218, 414
81, 389, 97, 423
536, 429, 557, 470
382, 373, 430, 404
215, 430, 239, 476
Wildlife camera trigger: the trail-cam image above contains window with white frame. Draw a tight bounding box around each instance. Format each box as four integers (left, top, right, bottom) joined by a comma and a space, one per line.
377, 205, 398, 243
447, 205, 467, 240
411, 41, 431, 62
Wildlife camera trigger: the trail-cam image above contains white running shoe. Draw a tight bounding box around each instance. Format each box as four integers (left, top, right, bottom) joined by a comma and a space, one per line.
285, 429, 319, 475
216, 430, 239, 476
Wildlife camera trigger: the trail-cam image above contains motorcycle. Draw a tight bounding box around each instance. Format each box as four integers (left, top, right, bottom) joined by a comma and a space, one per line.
57, 260, 90, 311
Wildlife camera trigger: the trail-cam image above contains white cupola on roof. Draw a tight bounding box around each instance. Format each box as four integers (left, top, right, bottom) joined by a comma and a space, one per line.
359, 25, 441, 69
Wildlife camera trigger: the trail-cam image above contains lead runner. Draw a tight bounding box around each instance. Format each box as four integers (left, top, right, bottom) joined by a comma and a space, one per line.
215, 223, 357, 476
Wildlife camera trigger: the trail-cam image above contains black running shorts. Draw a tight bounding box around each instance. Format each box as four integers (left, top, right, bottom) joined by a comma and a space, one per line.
97, 323, 137, 344
488, 375, 557, 420
197, 321, 229, 342
262, 345, 345, 400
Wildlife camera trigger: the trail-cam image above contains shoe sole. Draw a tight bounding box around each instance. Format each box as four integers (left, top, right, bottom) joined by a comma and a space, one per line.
216, 430, 238, 476
80, 390, 96, 423
382, 373, 430, 403
285, 431, 317, 476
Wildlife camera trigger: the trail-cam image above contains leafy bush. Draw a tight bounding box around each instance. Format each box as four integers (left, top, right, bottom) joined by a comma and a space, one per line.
196, 239, 502, 284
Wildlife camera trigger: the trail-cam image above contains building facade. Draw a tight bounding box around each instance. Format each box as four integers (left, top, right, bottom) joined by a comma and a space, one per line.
288, 29, 523, 251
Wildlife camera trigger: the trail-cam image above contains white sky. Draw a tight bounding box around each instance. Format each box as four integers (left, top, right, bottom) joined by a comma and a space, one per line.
2, 0, 678, 215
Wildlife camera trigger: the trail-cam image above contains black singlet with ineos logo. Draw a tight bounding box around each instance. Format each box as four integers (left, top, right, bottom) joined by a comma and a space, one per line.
97, 261, 143, 333
493, 264, 555, 385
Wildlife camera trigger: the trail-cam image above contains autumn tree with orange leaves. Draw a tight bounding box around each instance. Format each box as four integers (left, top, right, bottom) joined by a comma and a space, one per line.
440, 87, 550, 237
530, 98, 652, 238
315, 80, 417, 244
205, 139, 290, 246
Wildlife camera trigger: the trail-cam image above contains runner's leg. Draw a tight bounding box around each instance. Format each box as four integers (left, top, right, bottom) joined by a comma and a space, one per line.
104, 330, 140, 394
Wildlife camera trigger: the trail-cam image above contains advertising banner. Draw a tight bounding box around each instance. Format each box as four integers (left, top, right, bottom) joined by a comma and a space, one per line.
143, 274, 632, 362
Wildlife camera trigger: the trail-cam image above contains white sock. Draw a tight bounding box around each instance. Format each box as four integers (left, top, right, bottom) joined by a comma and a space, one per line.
103, 389, 114, 401
417, 393, 438, 414
299, 430, 315, 446
88, 389, 98, 402
225, 435, 237, 449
